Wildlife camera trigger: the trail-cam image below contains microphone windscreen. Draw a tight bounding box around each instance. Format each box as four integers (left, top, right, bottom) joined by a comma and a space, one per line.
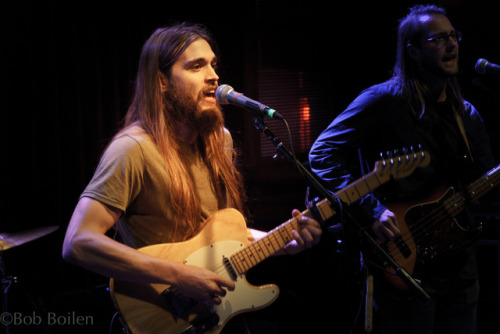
475, 58, 488, 74
215, 84, 233, 104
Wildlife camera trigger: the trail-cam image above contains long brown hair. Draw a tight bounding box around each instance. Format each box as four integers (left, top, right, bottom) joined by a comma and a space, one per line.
119, 23, 246, 240
392, 4, 466, 118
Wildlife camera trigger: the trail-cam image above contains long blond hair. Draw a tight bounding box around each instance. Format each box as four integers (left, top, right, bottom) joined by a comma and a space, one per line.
119, 23, 245, 240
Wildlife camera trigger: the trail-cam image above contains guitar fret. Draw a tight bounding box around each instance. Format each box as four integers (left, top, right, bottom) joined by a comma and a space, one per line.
274, 224, 289, 246
239, 250, 251, 272
230, 253, 243, 274
261, 239, 274, 256
251, 239, 270, 261
235, 251, 248, 273
354, 177, 370, 197
340, 189, 355, 205
243, 246, 258, 267
264, 234, 280, 253
279, 223, 294, 243
467, 165, 500, 202
365, 174, 382, 191
315, 199, 336, 222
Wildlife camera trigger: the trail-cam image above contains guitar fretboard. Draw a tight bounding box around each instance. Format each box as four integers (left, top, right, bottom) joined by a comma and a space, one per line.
467, 164, 500, 202
230, 217, 301, 274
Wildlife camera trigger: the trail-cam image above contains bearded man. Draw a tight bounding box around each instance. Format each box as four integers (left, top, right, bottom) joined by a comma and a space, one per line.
63, 23, 321, 334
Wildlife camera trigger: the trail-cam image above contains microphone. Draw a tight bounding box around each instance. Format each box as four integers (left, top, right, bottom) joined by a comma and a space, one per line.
475, 58, 500, 74
215, 84, 283, 120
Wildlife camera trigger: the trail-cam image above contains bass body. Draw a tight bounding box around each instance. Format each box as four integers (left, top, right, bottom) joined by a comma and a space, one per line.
378, 164, 500, 290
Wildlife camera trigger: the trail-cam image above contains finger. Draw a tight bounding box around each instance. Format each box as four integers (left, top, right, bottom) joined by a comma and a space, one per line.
214, 276, 235, 291
372, 224, 387, 242
300, 217, 321, 232
299, 228, 314, 247
383, 218, 401, 236
383, 228, 397, 241
311, 227, 322, 243
204, 294, 219, 306
292, 230, 305, 247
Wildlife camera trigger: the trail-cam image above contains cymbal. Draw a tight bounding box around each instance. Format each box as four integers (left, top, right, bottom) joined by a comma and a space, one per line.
0, 226, 59, 251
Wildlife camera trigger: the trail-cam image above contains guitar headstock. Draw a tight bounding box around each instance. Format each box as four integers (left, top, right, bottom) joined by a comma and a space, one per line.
373, 147, 431, 183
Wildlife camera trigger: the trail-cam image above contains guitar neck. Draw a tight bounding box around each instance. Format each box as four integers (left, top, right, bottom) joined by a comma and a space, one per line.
467, 164, 500, 202
230, 215, 302, 275
427, 164, 500, 218
230, 165, 387, 275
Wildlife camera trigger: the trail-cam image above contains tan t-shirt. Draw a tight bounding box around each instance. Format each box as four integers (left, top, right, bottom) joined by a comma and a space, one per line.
81, 126, 233, 248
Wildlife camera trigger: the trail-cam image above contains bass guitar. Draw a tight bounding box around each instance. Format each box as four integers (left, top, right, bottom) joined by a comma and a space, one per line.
110, 150, 430, 334
379, 164, 500, 291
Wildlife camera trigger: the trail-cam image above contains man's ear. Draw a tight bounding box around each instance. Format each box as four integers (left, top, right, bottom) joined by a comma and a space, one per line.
159, 72, 168, 93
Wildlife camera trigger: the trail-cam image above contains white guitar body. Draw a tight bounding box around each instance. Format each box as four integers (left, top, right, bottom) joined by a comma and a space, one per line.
110, 209, 279, 334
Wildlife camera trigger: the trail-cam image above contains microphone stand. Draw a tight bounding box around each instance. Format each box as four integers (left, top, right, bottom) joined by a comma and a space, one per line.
252, 116, 430, 300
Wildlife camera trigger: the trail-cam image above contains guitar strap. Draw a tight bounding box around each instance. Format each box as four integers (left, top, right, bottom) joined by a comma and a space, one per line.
453, 106, 474, 163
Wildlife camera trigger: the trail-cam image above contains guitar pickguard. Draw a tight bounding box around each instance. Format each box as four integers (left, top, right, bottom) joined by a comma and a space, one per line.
183, 241, 279, 330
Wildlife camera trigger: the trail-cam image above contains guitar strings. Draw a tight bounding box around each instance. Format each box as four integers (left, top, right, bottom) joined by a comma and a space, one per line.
386, 170, 499, 264
385, 190, 464, 263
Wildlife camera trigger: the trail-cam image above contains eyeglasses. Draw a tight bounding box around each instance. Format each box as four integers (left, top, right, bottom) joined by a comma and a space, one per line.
425, 31, 462, 47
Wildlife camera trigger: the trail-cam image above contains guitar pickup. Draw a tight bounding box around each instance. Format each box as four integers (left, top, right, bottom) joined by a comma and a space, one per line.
223, 256, 238, 281
394, 236, 412, 258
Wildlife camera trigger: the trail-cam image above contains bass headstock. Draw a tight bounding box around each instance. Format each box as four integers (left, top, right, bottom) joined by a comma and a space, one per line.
373, 146, 430, 183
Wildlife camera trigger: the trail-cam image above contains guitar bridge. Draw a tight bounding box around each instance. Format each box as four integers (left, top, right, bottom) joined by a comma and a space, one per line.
161, 288, 198, 319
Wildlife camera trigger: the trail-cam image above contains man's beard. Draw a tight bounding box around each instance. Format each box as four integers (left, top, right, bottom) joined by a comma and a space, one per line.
420, 56, 459, 79
163, 85, 224, 136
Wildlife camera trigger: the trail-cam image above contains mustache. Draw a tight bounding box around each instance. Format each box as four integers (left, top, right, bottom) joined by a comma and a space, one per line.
163, 87, 224, 134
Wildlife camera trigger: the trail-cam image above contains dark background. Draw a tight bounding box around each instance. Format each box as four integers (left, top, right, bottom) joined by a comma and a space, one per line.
1, 0, 500, 333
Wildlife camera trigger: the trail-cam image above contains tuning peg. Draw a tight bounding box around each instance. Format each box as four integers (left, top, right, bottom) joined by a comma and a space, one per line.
393, 149, 403, 164
402, 147, 411, 162
380, 152, 387, 167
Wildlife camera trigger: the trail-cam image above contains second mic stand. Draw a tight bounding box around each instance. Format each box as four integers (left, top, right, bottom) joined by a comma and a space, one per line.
252, 116, 430, 300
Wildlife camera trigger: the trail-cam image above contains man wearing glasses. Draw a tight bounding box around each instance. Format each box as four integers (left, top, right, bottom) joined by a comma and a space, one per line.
309, 4, 495, 333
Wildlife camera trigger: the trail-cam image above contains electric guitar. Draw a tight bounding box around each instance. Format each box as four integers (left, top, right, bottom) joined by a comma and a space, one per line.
110, 150, 430, 334
379, 163, 500, 291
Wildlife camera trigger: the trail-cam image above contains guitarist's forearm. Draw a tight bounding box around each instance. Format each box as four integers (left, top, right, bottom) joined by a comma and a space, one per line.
63, 229, 181, 285
63, 197, 182, 285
